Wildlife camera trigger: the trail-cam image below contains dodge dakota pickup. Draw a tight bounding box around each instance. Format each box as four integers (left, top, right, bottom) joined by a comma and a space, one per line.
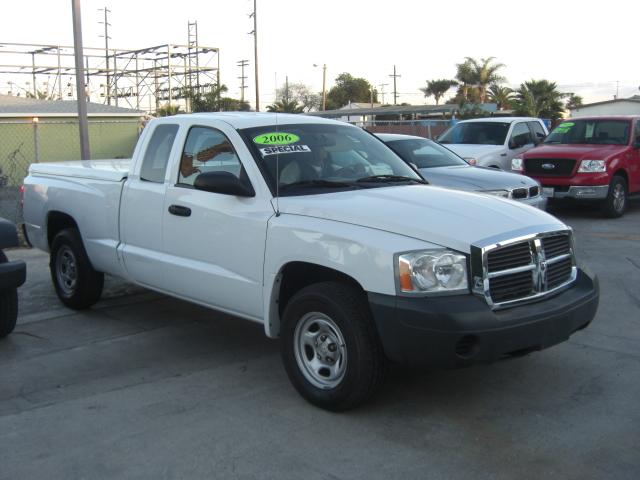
512, 116, 640, 217
23, 113, 599, 410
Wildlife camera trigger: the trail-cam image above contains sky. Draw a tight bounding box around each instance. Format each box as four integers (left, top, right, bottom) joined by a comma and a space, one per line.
1, 0, 638, 110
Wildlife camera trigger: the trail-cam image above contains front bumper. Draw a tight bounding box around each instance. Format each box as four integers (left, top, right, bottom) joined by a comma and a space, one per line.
368, 268, 598, 368
518, 195, 547, 210
545, 185, 609, 200
0, 257, 26, 290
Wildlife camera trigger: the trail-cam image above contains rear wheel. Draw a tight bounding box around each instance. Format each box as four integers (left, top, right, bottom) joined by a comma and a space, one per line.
0, 251, 18, 338
281, 281, 386, 411
601, 175, 627, 218
50, 228, 104, 309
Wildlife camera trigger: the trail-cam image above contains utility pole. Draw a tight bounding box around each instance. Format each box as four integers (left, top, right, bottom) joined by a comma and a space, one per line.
389, 65, 401, 105
285, 76, 289, 103
378, 83, 388, 104
98, 6, 111, 105
71, 0, 90, 160
237, 59, 249, 103
249, 0, 259, 111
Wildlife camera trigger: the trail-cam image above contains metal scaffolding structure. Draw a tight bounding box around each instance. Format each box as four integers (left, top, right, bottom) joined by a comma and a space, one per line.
0, 39, 220, 113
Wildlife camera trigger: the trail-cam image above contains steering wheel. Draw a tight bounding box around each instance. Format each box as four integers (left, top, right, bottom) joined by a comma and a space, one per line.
334, 164, 366, 178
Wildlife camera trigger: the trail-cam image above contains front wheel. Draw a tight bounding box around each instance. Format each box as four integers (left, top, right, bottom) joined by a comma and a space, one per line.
50, 228, 104, 309
601, 175, 627, 218
281, 282, 386, 411
0, 251, 18, 338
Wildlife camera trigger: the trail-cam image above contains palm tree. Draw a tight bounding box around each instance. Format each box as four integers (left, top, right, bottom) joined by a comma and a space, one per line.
488, 84, 514, 111
514, 80, 567, 120
266, 99, 305, 113
156, 104, 181, 116
455, 59, 476, 101
419, 79, 457, 105
463, 57, 506, 103
565, 94, 584, 111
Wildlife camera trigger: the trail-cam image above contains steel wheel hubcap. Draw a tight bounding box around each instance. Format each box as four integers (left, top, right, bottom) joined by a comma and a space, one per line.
613, 184, 625, 212
56, 246, 78, 296
294, 312, 347, 389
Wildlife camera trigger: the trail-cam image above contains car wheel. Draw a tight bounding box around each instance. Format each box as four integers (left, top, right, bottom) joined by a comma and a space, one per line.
281, 281, 386, 411
0, 251, 18, 338
50, 228, 104, 309
601, 175, 627, 218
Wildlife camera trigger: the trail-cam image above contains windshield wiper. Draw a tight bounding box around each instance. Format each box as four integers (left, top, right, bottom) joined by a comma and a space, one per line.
279, 179, 358, 190
356, 175, 427, 184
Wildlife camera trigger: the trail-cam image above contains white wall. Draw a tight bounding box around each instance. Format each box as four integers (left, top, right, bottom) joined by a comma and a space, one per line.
571, 101, 640, 117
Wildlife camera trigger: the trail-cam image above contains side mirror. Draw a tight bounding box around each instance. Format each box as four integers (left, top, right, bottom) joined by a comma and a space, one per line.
535, 132, 547, 143
194, 171, 255, 197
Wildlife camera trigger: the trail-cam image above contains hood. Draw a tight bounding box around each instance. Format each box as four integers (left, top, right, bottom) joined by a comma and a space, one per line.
442, 144, 505, 159
276, 185, 564, 253
524, 144, 629, 159
419, 165, 538, 191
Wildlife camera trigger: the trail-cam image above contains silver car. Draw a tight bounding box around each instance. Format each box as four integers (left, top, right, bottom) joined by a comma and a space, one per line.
378, 133, 546, 209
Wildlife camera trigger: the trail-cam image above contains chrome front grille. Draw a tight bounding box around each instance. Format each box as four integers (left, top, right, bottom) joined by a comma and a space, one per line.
472, 230, 577, 309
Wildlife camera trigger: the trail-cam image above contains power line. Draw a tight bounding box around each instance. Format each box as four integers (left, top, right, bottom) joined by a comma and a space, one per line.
378, 83, 388, 104
389, 65, 401, 105
237, 59, 248, 103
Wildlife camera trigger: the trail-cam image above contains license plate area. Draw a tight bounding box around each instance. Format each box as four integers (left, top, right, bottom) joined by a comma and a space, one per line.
542, 187, 554, 198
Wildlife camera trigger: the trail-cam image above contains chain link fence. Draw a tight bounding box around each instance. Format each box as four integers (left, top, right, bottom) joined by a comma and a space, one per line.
349, 119, 452, 140
0, 119, 141, 224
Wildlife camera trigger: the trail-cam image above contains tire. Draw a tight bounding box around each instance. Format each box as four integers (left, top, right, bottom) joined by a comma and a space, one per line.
50, 228, 104, 309
280, 281, 386, 411
601, 175, 627, 218
0, 251, 18, 338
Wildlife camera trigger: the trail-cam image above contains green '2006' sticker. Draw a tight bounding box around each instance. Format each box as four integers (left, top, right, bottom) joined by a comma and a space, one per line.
253, 132, 300, 145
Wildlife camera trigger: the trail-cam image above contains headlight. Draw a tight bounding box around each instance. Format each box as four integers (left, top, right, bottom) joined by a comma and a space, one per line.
511, 157, 524, 171
578, 159, 606, 173
397, 249, 468, 295
480, 190, 509, 198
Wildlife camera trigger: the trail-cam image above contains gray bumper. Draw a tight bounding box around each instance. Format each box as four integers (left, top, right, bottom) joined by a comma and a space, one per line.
547, 185, 609, 200
519, 195, 547, 210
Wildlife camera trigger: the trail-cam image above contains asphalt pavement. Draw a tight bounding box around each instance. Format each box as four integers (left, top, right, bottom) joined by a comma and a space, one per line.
1, 200, 639, 480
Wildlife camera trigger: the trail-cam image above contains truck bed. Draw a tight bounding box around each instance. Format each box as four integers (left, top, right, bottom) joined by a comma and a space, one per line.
29, 159, 131, 182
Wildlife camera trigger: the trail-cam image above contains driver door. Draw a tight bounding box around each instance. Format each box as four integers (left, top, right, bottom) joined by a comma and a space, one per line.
505, 122, 535, 169
161, 123, 273, 320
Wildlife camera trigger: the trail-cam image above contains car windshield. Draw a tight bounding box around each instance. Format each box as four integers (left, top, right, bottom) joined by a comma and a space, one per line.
239, 123, 423, 195
438, 122, 509, 145
383, 137, 468, 168
544, 119, 630, 146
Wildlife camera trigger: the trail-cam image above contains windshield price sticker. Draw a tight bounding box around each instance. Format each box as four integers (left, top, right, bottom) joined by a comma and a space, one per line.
555, 122, 574, 134
253, 132, 300, 145
260, 145, 311, 156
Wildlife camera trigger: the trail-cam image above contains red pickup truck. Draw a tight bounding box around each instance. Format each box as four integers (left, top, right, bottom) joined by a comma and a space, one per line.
512, 116, 640, 217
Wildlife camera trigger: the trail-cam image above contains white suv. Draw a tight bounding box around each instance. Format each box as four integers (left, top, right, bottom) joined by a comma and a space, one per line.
437, 117, 548, 170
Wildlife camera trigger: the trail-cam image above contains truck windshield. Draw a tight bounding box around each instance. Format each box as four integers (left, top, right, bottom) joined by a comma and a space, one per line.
239, 123, 423, 195
384, 137, 468, 168
545, 119, 630, 146
438, 122, 509, 145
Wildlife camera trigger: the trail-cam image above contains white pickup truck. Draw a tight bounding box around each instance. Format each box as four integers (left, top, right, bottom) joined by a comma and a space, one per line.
23, 113, 599, 410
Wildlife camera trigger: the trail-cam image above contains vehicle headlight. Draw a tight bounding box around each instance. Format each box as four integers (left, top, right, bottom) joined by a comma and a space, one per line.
397, 250, 468, 294
578, 159, 606, 173
480, 190, 509, 198
511, 157, 524, 171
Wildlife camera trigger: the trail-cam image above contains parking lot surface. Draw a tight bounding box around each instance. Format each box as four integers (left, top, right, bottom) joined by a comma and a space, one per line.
1, 201, 639, 480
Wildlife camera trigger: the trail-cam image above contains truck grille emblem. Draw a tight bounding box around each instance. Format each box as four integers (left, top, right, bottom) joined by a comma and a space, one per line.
541, 163, 556, 170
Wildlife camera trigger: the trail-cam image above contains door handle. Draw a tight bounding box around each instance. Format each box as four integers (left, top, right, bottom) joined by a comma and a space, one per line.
168, 205, 191, 217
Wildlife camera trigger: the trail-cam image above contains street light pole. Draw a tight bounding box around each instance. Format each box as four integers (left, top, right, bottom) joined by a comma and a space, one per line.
71, 0, 90, 160
314, 63, 327, 110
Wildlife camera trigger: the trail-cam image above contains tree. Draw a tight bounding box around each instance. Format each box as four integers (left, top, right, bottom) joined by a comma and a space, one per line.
419, 79, 457, 105
188, 84, 250, 112
488, 84, 515, 111
514, 79, 566, 120
565, 93, 583, 111
462, 57, 506, 103
325, 73, 377, 110
26, 89, 56, 100
276, 82, 320, 112
455, 59, 476, 101
156, 104, 182, 116
266, 99, 305, 113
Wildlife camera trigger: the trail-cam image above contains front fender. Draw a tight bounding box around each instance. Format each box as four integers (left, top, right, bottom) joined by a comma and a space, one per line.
262, 214, 437, 338
0, 218, 19, 249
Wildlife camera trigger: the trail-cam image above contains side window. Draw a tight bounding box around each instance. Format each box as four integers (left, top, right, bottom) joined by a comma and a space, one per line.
528, 121, 547, 143
634, 121, 640, 144
178, 126, 243, 186
510, 122, 533, 148
140, 124, 179, 183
